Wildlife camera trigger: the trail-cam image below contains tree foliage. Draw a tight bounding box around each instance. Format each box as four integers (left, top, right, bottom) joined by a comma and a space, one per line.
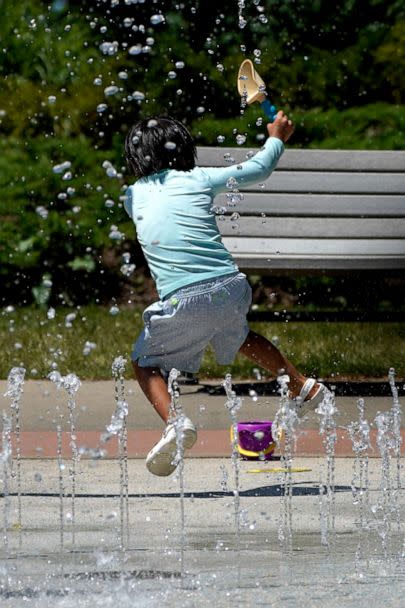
0, 0, 404, 305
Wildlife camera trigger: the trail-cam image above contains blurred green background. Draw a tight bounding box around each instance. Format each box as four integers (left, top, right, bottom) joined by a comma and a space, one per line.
1, 1, 404, 384
1, 0, 404, 310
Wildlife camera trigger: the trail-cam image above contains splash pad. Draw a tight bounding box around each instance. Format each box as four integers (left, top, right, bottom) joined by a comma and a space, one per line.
0, 366, 404, 607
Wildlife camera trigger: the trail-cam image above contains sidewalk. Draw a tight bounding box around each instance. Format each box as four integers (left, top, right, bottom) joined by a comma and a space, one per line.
0, 379, 403, 458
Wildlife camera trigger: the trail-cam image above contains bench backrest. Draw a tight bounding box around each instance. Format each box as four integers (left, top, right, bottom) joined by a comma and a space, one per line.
196, 147, 405, 272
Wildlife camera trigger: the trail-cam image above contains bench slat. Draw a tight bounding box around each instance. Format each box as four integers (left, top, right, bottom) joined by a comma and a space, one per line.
223, 237, 405, 270
224, 237, 405, 256
197, 147, 405, 172
215, 193, 405, 217
240, 172, 405, 194
218, 217, 405, 238
230, 256, 405, 271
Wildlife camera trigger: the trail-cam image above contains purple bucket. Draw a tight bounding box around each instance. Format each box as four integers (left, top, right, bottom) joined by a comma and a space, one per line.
233, 420, 275, 460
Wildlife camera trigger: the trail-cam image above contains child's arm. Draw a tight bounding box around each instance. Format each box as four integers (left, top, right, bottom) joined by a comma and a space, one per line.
204, 110, 294, 194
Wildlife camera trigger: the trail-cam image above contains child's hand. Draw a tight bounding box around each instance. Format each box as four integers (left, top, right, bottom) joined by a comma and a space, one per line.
267, 110, 294, 143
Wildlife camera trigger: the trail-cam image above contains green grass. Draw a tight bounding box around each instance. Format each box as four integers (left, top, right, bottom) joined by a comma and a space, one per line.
1, 306, 404, 381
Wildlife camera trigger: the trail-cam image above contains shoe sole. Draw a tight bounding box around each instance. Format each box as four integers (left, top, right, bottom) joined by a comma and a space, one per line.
146, 427, 197, 477
297, 385, 326, 417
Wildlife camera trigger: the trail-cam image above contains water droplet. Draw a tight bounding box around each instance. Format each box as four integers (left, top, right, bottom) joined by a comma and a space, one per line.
36, 206, 48, 219
104, 85, 119, 97
226, 177, 238, 189
175, 61, 185, 69
147, 119, 158, 128
83, 341, 97, 356
132, 91, 145, 101
196, 106, 205, 114
253, 368, 262, 381
216, 63, 224, 72
167, 71, 177, 79
65, 312, 76, 327
99, 41, 118, 56
106, 166, 117, 178
120, 262, 136, 277
52, 161, 71, 174
249, 388, 259, 402
217, 135, 225, 143
129, 44, 142, 55
236, 134, 246, 145
164, 141, 176, 150
48, 95, 56, 104
150, 14, 165, 25
109, 225, 124, 240
109, 305, 119, 316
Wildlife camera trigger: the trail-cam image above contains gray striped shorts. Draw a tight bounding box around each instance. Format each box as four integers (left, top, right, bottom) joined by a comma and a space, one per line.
132, 272, 252, 373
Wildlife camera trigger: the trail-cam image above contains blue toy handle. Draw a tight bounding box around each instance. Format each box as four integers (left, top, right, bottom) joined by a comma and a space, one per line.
260, 98, 277, 122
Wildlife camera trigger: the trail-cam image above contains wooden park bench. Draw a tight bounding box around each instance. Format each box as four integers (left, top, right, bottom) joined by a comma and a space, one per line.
197, 147, 405, 322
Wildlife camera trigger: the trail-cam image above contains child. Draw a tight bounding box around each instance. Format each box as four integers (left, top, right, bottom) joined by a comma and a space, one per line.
124, 112, 326, 476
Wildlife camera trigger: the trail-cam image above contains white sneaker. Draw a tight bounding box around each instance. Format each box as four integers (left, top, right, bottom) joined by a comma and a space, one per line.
146, 416, 197, 477
292, 378, 327, 417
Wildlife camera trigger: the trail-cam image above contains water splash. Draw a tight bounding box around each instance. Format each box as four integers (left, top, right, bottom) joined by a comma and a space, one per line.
4, 366, 26, 547
223, 373, 242, 586
272, 374, 298, 555
347, 398, 371, 575
1, 413, 12, 549
49, 371, 81, 544
388, 367, 402, 534
56, 421, 65, 550
112, 356, 129, 552
316, 387, 338, 549
372, 380, 402, 565
168, 368, 187, 585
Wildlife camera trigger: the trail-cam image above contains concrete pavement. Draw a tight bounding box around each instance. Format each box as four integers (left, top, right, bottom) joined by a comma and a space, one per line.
1, 379, 404, 605
0, 379, 404, 458
0, 457, 404, 607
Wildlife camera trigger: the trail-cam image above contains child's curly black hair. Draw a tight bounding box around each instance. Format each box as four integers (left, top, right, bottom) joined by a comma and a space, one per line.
124, 116, 197, 178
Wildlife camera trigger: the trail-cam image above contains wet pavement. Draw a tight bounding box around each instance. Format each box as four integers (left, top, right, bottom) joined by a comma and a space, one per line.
0, 457, 404, 607
0, 379, 404, 606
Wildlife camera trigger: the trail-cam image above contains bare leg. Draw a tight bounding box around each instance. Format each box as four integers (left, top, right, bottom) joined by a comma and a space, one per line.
133, 361, 171, 423
239, 329, 318, 398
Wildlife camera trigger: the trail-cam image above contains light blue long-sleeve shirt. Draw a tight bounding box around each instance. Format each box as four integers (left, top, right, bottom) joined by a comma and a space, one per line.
124, 136, 284, 299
